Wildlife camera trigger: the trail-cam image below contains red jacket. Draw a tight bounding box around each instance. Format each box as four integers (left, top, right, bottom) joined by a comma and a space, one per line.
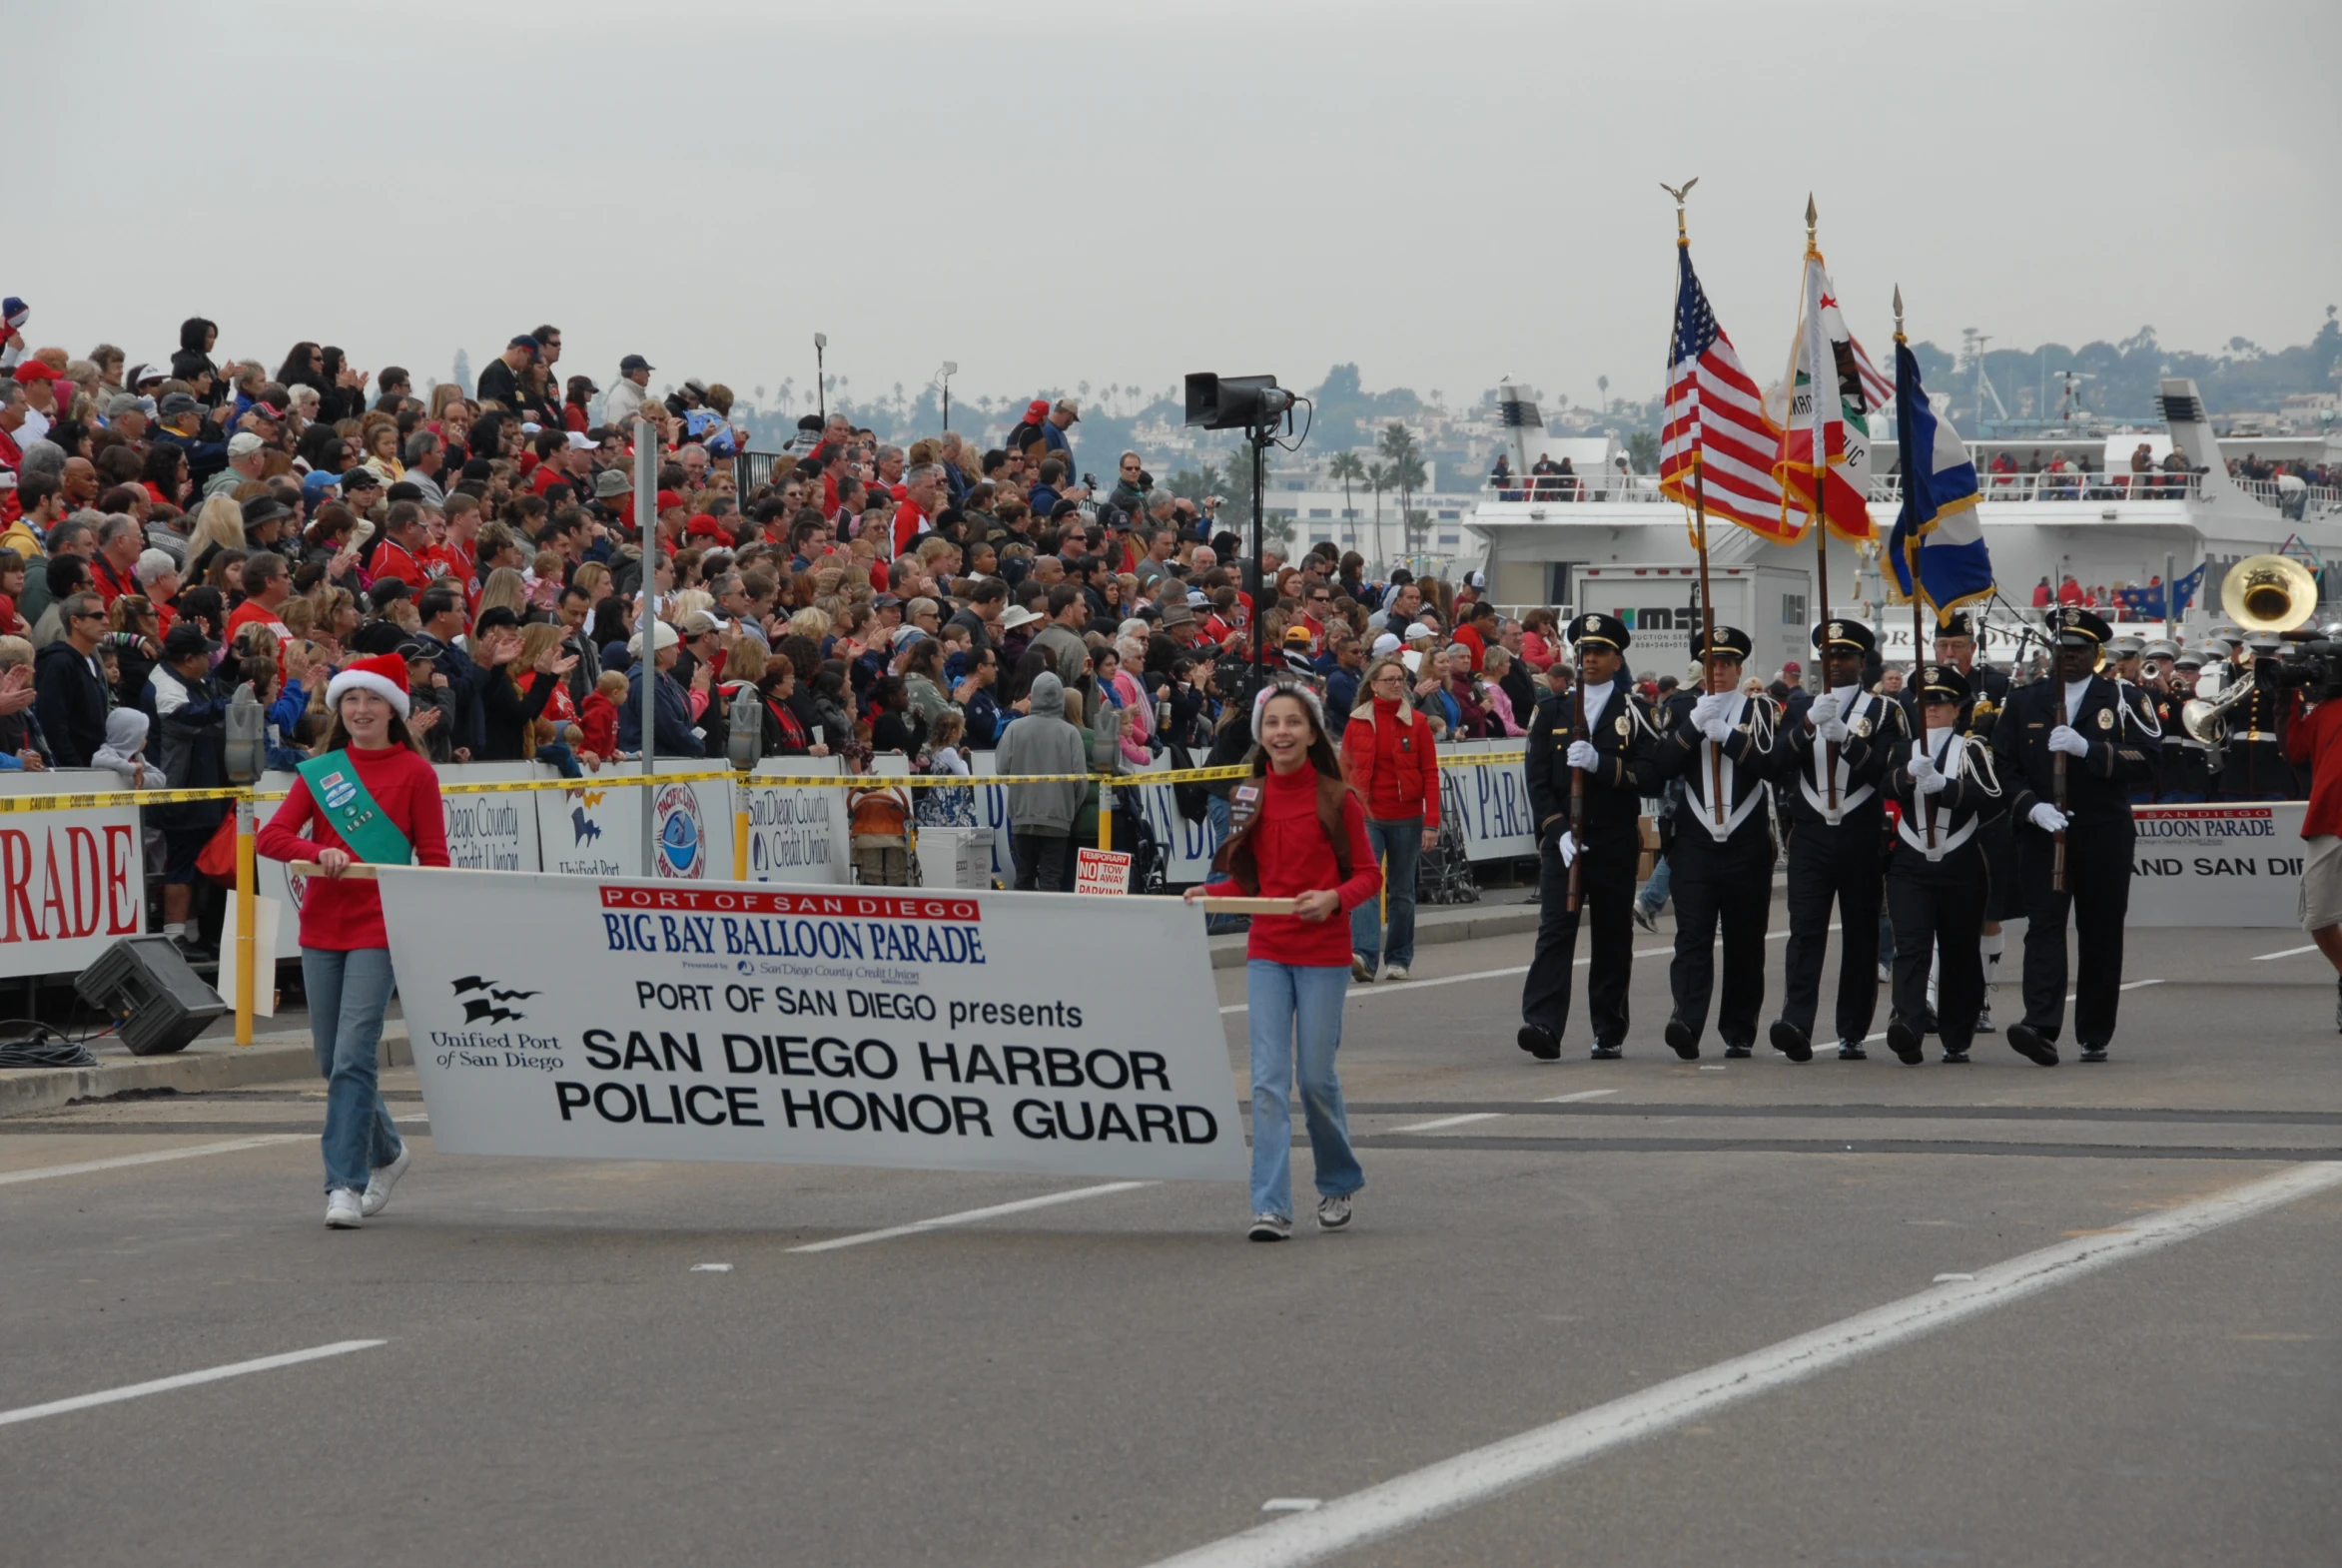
257, 744, 450, 950
1203, 764, 1380, 968
2286, 693, 2342, 838
1339, 696, 1441, 828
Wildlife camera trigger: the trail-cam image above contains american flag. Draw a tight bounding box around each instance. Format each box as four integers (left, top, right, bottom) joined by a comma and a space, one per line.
1658, 242, 1791, 542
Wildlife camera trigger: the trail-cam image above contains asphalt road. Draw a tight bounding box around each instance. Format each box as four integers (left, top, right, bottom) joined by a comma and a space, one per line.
5, 913, 2339, 1567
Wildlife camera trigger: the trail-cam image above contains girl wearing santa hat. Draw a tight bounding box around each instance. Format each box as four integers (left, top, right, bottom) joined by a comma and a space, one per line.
257, 650, 451, 1229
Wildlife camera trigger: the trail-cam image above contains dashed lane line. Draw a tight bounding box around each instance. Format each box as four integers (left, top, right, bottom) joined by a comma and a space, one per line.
1388, 1089, 1617, 1137
0, 1135, 306, 1187
1139, 1161, 2342, 1568
787, 1181, 1156, 1253
0, 1340, 386, 1429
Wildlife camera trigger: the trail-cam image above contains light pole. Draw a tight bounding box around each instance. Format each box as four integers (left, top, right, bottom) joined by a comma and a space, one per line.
814, 333, 828, 421
939, 361, 957, 431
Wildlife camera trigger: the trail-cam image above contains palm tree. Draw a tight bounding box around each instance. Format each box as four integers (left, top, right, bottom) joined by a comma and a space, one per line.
1364, 461, 1393, 566
1325, 451, 1366, 537
1379, 423, 1428, 557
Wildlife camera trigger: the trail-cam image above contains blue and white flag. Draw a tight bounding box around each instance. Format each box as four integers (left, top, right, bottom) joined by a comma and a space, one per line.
1887, 340, 1990, 622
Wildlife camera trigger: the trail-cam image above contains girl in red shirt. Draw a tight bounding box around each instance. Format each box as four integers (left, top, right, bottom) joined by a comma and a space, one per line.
1338, 654, 1442, 981
257, 653, 450, 1228
1187, 678, 1379, 1241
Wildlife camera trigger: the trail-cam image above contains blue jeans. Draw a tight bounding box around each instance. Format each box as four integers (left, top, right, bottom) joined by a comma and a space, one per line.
304, 947, 403, 1193
537, 741, 583, 779
1246, 960, 1363, 1219
1636, 853, 1672, 915
1349, 816, 1422, 968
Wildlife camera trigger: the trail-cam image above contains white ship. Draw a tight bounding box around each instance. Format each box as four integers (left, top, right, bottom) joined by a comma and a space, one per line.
1463, 379, 2342, 642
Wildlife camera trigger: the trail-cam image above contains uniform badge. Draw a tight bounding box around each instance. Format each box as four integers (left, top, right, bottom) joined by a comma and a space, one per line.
1828, 621, 1844, 640
2097, 708, 2113, 730
1615, 714, 1630, 737
1853, 716, 1872, 737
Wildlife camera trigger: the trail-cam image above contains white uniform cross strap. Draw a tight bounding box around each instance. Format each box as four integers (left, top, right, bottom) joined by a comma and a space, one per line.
1898, 729, 2002, 862
1798, 688, 1878, 824
1687, 693, 1770, 843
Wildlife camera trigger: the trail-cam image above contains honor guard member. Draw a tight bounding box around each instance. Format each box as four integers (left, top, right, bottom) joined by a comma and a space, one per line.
1518, 612, 1657, 1061
1771, 618, 1909, 1064
2218, 635, 2299, 801
1885, 666, 2004, 1065
2158, 646, 2212, 801
1648, 624, 1781, 1059
1902, 610, 2015, 1034
1990, 606, 2160, 1065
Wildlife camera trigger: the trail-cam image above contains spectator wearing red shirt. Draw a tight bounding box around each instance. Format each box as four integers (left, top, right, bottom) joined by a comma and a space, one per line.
224, 550, 295, 645
893, 462, 945, 558
2031, 576, 2052, 608
2286, 691, 2342, 998
369, 503, 433, 591
1338, 653, 1442, 981
2056, 575, 2083, 607
89, 515, 144, 606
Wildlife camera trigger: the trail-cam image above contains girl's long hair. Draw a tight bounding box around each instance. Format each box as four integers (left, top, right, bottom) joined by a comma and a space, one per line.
320, 704, 421, 756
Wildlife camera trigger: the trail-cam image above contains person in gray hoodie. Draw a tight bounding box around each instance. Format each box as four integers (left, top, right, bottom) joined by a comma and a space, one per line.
993, 670, 1089, 890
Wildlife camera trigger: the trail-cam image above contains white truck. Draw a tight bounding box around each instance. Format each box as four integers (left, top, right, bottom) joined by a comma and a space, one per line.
1571, 563, 1811, 683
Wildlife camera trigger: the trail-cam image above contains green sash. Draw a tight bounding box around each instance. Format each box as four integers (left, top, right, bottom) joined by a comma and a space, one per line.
296, 751, 414, 867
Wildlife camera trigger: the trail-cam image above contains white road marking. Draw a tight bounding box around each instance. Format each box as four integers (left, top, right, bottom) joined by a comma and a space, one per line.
0, 1135, 305, 1187
1933, 1273, 1975, 1282
1142, 1162, 2342, 1568
788, 1181, 1155, 1252
0, 1339, 386, 1429
1261, 1500, 1322, 1513
2252, 944, 2318, 961
689, 1263, 733, 1273
1387, 1088, 1615, 1137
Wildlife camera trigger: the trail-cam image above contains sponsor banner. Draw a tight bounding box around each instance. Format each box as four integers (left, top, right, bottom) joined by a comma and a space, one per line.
2128, 801, 2306, 927
437, 761, 540, 874
0, 770, 145, 978
531, 762, 737, 881
740, 758, 847, 887
1437, 740, 1538, 860
380, 868, 1246, 1181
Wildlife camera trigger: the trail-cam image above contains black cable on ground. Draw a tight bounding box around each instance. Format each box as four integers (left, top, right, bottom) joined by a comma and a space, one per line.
0, 1022, 99, 1069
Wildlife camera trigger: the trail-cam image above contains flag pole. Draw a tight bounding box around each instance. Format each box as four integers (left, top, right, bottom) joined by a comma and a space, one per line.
1897, 284, 1935, 852
1669, 181, 1727, 825
1806, 194, 1837, 810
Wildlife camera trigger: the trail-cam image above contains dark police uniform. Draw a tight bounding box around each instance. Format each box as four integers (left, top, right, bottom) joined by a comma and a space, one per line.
1647, 624, 1780, 1059
2216, 648, 2298, 801
1990, 606, 2160, 1065
1772, 619, 1909, 1063
1519, 613, 1657, 1061
1885, 666, 2004, 1065
2157, 653, 2213, 802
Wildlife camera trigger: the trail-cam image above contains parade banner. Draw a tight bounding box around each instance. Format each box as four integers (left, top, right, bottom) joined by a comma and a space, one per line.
2127, 801, 2307, 927
0, 770, 145, 978
1437, 740, 1539, 860
380, 868, 1247, 1180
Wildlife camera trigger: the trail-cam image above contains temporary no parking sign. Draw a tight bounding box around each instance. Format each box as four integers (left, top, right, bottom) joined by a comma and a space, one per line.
377, 868, 1245, 1181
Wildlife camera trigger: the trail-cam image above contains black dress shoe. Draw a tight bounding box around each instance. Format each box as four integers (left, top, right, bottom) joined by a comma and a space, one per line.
1589, 1043, 1623, 1061
1723, 1043, 1753, 1059
1769, 1018, 1814, 1063
2077, 1046, 2109, 1063
1885, 1020, 1926, 1065
1517, 1024, 1562, 1062
1941, 1048, 1970, 1064
1919, 1011, 1939, 1036
1838, 1040, 1868, 1061
1664, 1017, 1700, 1061
2006, 1022, 2059, 1067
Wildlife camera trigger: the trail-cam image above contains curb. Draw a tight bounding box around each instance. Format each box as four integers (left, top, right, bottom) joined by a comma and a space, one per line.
0, 1028, 411, 1121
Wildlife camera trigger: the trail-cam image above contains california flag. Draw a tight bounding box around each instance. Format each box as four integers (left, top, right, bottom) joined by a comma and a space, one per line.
1766, 250, 1891, 543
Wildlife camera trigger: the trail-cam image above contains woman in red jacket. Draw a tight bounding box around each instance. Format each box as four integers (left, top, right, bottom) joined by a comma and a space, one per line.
1338, 655, 1441, 982
1187, 678, 1380, 1241
257, 652, 451, 1229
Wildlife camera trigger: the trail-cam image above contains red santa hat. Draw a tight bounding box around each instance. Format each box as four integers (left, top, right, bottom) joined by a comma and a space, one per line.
326, 652, 411, 720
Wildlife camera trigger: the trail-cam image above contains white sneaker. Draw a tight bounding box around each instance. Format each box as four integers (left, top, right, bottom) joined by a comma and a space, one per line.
1974, 996, 1996, 1034
1877, 962, 1894, 985
362, 1146, 411, 1217
1383, 963, 1410, 982
1247, 1212, 1292, 1241
1351, 953, 1376, 983
1317, 1193, 1353, 1230
325, 1188, 365, 1228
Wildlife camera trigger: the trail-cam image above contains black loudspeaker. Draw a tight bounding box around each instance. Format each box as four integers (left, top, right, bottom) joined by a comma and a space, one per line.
75, 937, 229, 1057
1184, 373, 1286, 431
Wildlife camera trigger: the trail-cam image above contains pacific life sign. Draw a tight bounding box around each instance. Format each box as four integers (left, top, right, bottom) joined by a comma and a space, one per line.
380, 868, 1246, 1181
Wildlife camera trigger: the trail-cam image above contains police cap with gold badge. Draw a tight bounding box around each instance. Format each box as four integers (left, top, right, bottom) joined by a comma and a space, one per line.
1569, 611, 1631, 652
1918, 663, 1971, 704
1694, 624, 1755, 662
2045, 605, 2112, 647
1812, 618, 1878, 654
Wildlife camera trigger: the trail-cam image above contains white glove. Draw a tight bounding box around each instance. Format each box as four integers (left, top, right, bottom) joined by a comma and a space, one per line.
1553, 830, 1577, 867
1690, 692, 1728, 729
1566, 739, 1599, 771
1908, 751, 1938, 782
1817, 712, 1850, 744
1916, 767, 1950, 796
1702, 719, 1733, 745
1807, 693, 1841, 728
2047, 724, 2089, 757
2028, 802, 2069, 833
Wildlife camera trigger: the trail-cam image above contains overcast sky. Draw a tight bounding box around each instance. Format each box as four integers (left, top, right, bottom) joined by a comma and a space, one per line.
17, 0, 2338, 420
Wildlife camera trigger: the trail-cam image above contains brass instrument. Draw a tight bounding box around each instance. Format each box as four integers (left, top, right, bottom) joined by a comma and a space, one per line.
2178, 554, 2318, 753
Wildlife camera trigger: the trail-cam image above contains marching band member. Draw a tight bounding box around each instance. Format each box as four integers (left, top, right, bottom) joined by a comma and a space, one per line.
1771, 619, 1908, 1064
1885, 665, 2003, 1065
1990, 606, 2159, 1066
1517, 613, 1657, 1061
1647, 625, 1780, 1060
